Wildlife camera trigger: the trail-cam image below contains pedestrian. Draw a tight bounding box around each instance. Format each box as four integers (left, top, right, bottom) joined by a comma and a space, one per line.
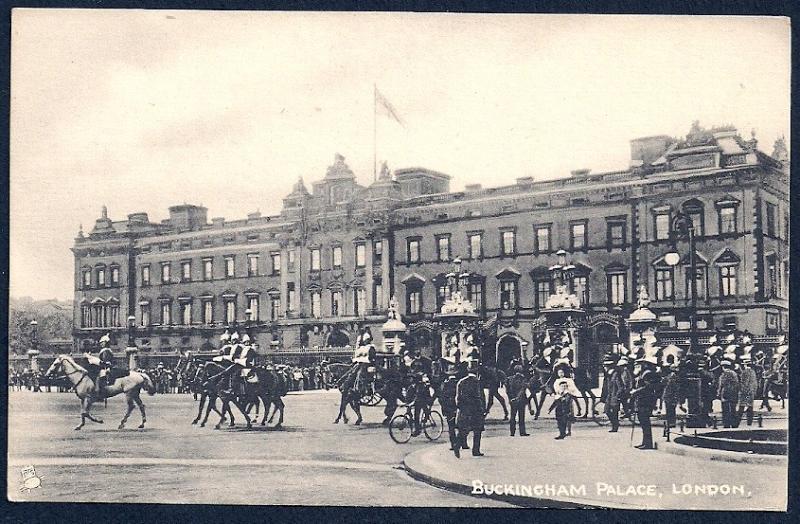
661, 364, 680, 428
453, 361, 485, 458
630, 356, 661, 450
439, 364, 461, 451
601, 356, 623, 433
548, 380, 574, 439
506, 365, 530, 437
717, 359, 740, 428
737, 356, 758, 427
617, 356, 634, 418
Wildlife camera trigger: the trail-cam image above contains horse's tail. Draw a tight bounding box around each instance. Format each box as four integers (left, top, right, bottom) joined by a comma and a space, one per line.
140, 372, 157, 395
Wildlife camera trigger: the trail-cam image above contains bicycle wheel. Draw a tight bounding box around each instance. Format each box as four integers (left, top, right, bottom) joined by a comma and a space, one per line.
423, 410, 444, 441
361, 391, 383, 407
389, 414, 413, 444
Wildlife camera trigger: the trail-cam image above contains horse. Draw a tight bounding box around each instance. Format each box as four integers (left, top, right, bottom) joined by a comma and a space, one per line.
183, 358, 228, 426
244, 365, 289, 428
480, 364, 509, 420
44, 355, 156, 431
201, 361, 257, 430
761, 355, 788, 411
525, 358, 598, 420
333, 365, 364, 425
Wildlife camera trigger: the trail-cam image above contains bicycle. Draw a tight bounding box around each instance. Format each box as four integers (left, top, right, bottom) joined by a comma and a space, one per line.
389, 402, 444, 444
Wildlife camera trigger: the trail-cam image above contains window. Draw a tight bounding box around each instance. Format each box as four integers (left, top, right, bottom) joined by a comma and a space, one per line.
373, 282, 383, 311
355, 243, 366, 268
82, 270, 91, 288
354, 288, 366, 316
181, 302, 192, 325
310, 248, 321, 271
272, 252, 282, 275
82, 305, 91, 327
766, 202, 776, 236
683, 200, 705, 236
534, 225, 551, 254
468, 281, 484, 312
720, 266, 737, 297
436, 235, 451, 262
535, 280, 551, 311
655, 268, 674, 300
373, 240, 383, 264
718, 206, 737, 234
141, 265, 151, 286
407, 288, 422, 314
248, 254, 259, 276
161, 262, 171, 284
572, 276, 588, 306
225, 299, 236, 323
606, 220, 626, 248
570, 221, 587, 251
500, 280, 517, 309
140, 304, 150, 327
436, 282, 450, 311
310, 291, 321, 318
203, 258, 213, 280
270, 296, 281, 320
332, 246, 343, 269
97, 268, 106, 287
202, 300, 213, 324
224, 256, 235, 278
501, 230, 516, 256
160, 302, 171, 325
107, 304, 119, 327
93, 304, 105, 327
407, 238, 420, 263
287, 283, 296, 312
110, 266, 120, 285
468, 233, 483, 259
655, 213, 671, 240
247, 295, 259, 321
608, 273, 626, 305
684, 264, 707, 300
331, 290, 342, 316
181, 261, 192, 282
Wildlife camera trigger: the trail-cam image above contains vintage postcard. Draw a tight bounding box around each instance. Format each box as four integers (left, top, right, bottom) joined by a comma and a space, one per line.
8, 10, 789, 509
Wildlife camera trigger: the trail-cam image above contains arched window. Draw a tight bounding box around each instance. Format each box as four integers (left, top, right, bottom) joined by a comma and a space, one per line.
681, 199, 705, 236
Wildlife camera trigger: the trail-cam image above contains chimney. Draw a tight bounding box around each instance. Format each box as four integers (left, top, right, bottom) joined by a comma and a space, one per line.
127, 212, 149, 224
169, 204, 208, 231
247, 211, 262, 221
570, 169, 591, 178
516, 176, 534, 187
465, 183, 482, 192
212, 217, 225, 229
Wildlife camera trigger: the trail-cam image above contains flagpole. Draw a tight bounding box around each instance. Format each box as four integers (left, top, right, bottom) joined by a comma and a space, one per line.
373, 84, 377, 182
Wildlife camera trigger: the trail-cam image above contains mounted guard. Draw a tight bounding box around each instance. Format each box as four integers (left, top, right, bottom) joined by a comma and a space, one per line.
83, 332, 116, 399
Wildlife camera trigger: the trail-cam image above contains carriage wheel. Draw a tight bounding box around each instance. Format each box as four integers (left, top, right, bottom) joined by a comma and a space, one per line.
361, 392, 383, 406
423, 410, 444, 441
389, 414, 413, 444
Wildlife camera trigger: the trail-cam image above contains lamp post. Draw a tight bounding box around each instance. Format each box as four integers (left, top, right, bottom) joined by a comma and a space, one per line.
127, 315, 136, 347
28, 320, 40, 373
664, 211, 704, 427
125, 314, 139, 370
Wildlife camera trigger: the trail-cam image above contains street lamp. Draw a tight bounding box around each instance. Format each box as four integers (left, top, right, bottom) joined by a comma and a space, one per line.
663, 211, 705, 427
29, 320, 38, 351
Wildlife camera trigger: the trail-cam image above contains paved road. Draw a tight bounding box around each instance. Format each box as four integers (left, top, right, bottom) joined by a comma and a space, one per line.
8, 389, 514, 506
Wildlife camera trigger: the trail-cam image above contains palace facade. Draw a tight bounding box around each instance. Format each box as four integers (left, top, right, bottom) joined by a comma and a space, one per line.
72, 123, 789, 366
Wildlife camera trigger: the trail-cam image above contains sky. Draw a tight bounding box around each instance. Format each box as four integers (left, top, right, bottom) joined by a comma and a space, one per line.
10, 11, 790, 301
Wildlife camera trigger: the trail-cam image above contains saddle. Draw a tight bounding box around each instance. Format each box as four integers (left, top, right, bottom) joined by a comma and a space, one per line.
108, 368, 130, 382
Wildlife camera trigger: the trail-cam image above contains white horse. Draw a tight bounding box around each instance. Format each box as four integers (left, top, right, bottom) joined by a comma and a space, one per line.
44, 355, 156, 430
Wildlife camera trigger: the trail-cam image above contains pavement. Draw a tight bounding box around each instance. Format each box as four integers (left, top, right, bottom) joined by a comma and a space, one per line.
403, 413, 788, 510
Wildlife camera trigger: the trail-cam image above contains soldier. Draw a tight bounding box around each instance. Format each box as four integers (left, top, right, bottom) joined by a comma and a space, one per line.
600, 356, 623, 432
737, 355, 758, 427
85, 333, 114, 399
630, 356, 660, 450
506, 365, 530, 437
717, 359, 740, 428
439, 363, 461, 450
453, 361, 486, 458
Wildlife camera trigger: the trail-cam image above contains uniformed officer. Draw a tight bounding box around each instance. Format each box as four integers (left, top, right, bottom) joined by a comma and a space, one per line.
453, 361, 486, 458
630, 356, 661, 450
506, 365, 530, 437
439, 363, 461, 450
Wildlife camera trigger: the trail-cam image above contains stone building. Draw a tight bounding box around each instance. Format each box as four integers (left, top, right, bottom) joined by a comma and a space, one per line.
72, 123, 789, 367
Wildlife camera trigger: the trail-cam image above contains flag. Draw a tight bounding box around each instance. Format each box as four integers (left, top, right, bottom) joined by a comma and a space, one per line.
375, 86, 404, 126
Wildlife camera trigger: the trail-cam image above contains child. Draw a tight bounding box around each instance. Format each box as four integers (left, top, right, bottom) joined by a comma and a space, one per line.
549, 380, 574, 439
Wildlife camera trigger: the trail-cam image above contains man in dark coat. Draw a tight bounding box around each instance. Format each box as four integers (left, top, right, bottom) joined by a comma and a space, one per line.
439, 365, 461, 451
600, 357, 623, 432
717, 360, 740, 428
697, 358, 716, 425
453, 362, 486, 458
661, 364, 681, 428
630, 357, 661, 450
506, 365, 530, 437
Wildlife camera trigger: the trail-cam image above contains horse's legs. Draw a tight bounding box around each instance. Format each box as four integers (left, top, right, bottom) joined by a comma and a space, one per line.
133, 394, 147, 429
273, 398, 285, 428
351, 398, 362, 425
334, 393, 348, 424
494, 389, 509, 420
215, 400, 229, 429
201, 394, 216, 427
119, 395, 135, 429
84, 398, 103, 424
485, 388, 494, 415
535, 390, 548, 419
75, 398, 87, 430
193, 393, 206, 424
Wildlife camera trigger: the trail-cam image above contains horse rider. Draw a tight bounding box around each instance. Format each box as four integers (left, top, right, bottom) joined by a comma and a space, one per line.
84, 332, 115, 399
351, 328, 377, 395
208, 332, 256, 396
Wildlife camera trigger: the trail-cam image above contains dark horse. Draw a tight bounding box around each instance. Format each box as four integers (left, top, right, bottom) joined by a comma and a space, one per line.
334, 364, 364, 425
480, 364, 509, 420
524, 357, 598, 419
180, 358, 228, 427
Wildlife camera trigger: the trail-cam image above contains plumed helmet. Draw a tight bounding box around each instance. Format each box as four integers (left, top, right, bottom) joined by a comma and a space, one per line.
231, 332, 240, 341
242, 334, 251, 344
220, 330, 231, 342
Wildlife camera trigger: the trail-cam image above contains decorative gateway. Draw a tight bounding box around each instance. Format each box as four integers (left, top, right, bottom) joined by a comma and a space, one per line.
435, 258, 482, 365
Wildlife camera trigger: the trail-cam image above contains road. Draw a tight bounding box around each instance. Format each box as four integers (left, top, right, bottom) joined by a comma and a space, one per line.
8, 389, 516, 506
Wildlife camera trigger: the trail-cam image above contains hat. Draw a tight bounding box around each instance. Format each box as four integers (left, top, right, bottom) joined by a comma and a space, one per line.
776, 344, 788, 355
242, 334, 251, 344
559, 347, 571, 358
708, 334, 718, 345
707, 346, 721, 356
603, 357, 617, 366
724, 344, 738, 353
220, 330, 231, 342
724, 333, 736, 343
740, 356, 752, 364
231, 332, 240, 341
542, 348, 553, 358
616, 357, 629, 366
